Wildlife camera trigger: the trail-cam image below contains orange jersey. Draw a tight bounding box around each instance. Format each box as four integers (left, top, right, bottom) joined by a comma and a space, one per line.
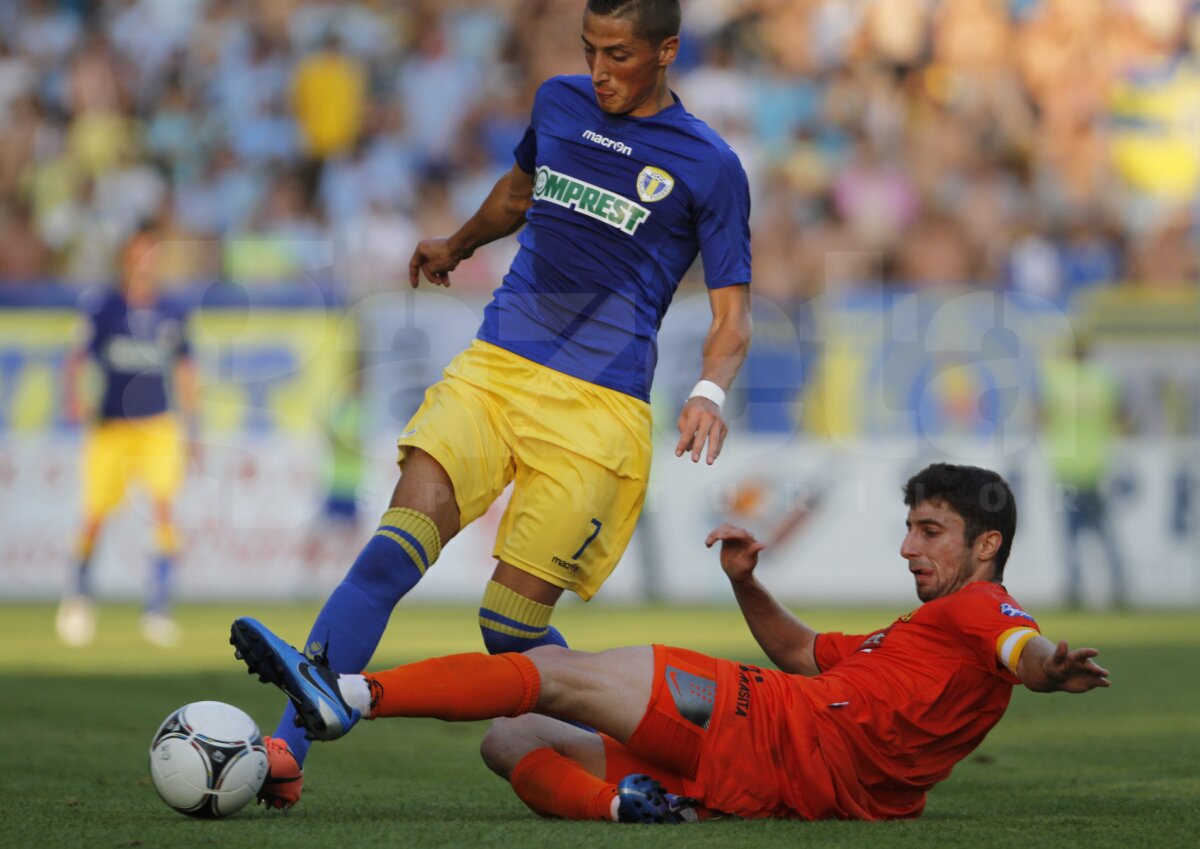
804, 581, 1040, 817
624, 583, 1040, 821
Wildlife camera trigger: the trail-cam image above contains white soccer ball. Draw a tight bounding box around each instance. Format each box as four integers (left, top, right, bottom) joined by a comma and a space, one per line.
148, 701, 269, 818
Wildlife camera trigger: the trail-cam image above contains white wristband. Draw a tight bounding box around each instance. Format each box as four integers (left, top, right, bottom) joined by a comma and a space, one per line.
688, 379, 726, 409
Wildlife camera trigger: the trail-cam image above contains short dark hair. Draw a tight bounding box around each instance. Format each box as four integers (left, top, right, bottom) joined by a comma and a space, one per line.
586, 0, 681, 45
903, 464, 1017, 579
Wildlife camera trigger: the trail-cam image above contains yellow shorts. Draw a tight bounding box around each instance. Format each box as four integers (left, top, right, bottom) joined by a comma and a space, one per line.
397, 340, 652, 600
82, 414, 185, 518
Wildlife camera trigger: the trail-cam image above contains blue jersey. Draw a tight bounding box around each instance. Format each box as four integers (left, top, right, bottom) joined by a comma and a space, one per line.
82, 290, 191, 421
477, 75, 752, 402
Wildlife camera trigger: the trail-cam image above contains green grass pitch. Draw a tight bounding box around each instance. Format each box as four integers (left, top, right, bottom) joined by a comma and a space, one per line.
2, 602, 1197, 849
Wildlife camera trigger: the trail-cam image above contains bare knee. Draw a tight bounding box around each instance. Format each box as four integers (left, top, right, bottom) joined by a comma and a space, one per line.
480, 716, 548, 778
479, 714, 606, 780
390, 450, 460, 542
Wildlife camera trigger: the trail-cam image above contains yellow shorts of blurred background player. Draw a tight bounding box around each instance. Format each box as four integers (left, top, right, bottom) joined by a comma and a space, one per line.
58, 413, 187, 648
82, 413, 185, 522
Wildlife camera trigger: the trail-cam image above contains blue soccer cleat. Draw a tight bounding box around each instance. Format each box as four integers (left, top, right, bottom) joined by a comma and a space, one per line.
616, 773, 698, 824
230, 617, 360, 741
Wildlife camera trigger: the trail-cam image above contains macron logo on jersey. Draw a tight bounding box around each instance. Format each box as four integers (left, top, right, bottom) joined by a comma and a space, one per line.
582, 129, 632, 155
533, 166, 650, 235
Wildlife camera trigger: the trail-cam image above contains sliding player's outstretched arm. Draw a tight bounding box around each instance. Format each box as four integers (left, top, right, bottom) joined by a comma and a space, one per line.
706, 524, 819, 676
1017, 636, 1111, 693
409, 164, 535, 287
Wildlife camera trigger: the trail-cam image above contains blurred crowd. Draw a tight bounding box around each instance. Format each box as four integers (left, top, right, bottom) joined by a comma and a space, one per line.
1, 0, 1199, 303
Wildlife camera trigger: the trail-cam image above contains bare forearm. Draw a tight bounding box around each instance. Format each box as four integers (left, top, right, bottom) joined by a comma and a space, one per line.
1015, 637, 1049, 691
64, 351, 87, 422
447, 172, 531, 258
699, 291, 752, 389
174, 359, 200, 427
730, 577, 818, 675
1018, 635, 1111, 693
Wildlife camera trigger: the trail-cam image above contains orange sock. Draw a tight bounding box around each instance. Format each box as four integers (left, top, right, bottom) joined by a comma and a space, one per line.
510, 747, 617, 821
365, 652, 539, 720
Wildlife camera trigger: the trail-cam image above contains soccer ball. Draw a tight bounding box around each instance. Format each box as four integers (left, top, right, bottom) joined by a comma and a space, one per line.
148, 701, 269, 818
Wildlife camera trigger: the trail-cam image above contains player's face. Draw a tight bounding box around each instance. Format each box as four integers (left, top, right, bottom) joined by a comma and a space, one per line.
900, 499, 994, 602
120, 235, 159, 305
581, 12, 678, 118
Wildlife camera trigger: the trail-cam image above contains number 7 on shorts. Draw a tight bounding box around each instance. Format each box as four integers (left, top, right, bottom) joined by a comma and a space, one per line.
572, 518, 602, 560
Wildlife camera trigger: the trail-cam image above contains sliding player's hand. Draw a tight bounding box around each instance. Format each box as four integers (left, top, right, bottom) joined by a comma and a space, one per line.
409, 237, 466, 288
705, 523, 765, 583
675, 397, 727, 465
1042, 640, 1111, 693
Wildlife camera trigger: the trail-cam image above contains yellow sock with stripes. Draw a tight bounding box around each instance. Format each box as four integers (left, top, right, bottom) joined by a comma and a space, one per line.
478, 580, 567, 653
375, 507, 441, 576
277, 505, 445, 766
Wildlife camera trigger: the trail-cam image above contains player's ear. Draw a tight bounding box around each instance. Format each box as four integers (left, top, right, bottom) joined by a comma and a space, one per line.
975, 530, 1002, 564
657, 35, 679, 68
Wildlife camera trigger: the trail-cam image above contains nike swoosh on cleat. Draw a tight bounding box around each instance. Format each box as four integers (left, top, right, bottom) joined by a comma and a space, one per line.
297, 662, 344, 707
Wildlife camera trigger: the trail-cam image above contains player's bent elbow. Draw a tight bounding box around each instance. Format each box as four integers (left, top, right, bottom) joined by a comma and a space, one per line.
503, 196, 533, 224
781, 656, 820, 677
775, 639, 820, 676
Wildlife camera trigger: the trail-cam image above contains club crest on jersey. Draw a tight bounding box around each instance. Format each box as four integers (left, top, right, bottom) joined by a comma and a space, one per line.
636, 166, 674, 203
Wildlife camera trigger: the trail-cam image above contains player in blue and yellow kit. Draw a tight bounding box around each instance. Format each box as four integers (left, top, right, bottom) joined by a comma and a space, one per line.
57, 226, 199, 648
251, 0, 753, 807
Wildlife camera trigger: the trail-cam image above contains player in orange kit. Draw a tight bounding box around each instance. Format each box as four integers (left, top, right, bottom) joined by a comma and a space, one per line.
231, 463, 1110, 823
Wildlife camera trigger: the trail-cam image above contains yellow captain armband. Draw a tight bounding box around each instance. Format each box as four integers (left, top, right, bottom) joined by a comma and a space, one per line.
995, 627, 1039, 676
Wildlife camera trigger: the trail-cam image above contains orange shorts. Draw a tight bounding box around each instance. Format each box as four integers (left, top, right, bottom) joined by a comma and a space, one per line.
601, 645, 717, 793
601, 645, 839, 820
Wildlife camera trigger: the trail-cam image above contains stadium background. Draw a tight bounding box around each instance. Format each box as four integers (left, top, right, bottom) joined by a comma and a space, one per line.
1, 0, 1198, 610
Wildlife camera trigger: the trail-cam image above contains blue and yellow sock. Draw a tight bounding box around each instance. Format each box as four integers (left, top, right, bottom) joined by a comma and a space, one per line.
146, 521, 178, 615
275, 507, 441, 765
72, 558, 94, 598
478, 580, 568, 654
146, 555, 173, 615
72, 536, 96, 597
